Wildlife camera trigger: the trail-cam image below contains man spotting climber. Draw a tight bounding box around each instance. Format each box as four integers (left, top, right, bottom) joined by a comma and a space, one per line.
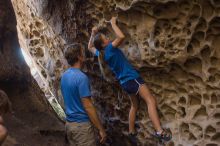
61, 43, 107, 146
87, 16, 172, 143
0, 90, 11, 145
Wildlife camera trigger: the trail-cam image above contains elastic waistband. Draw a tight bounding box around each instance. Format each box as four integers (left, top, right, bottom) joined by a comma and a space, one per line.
66, 121, 91, 125
120, 76, 140, 84
120, 76, 141, 84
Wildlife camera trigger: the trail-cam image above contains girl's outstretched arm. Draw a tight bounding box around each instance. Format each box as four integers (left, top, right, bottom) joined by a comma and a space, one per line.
88, 26, 98, 54
111, 17, 125, 48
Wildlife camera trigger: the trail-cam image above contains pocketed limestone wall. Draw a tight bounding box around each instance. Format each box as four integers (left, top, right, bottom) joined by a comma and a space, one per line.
12, 0, 220, 145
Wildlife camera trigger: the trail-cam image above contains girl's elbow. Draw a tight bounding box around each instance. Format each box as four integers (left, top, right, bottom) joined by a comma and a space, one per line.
88, 47, 94, 52
119, 35, 125, 40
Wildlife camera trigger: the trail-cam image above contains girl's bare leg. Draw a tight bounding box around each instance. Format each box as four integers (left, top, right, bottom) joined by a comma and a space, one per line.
138, 84, 162, 132
129, 95, 138, 134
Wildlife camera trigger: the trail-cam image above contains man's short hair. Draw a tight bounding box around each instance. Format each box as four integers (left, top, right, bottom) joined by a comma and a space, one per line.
0, 90, 10, 115
64, 43, 82, 66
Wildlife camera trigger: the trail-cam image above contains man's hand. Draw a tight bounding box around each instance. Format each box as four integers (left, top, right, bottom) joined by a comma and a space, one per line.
82, 98, 106, 143
110, 17, 117, 25
92, 26, 98, 36
99, 129, 107, 144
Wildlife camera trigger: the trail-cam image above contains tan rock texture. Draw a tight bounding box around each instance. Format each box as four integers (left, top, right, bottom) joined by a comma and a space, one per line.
12, 0, 220, 145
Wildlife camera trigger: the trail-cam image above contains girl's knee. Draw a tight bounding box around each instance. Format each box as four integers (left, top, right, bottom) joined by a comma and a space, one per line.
129, 95, 138, 110
131, 104, 138, 111
144, 95, 157, 106
151, 98, 157, 106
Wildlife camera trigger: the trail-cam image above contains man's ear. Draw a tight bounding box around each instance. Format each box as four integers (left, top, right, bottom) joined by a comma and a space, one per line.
77, 55, 82, 61
78, 53, 84, 61
102, 41, 106, 47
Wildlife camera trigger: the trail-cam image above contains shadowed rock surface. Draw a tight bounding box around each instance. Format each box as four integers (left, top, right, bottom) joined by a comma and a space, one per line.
0, 0, 65, 145
1, 0, 220, 146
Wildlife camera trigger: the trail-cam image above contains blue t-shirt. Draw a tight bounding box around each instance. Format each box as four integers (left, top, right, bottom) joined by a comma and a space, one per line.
61, 68, 91, 122
95, 43, 139, 84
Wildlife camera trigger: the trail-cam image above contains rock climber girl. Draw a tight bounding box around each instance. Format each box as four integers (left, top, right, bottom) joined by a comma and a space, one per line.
87, 16, 172, 144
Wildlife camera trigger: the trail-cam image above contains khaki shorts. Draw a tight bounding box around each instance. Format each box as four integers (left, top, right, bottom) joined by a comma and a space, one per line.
65, 121, 97, 146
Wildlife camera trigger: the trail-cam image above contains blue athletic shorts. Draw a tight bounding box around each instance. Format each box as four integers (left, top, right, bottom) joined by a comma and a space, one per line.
121, 77, 145, 95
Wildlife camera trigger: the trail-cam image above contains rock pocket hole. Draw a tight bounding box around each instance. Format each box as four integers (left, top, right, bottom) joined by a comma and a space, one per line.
184, 57, 202, 73
200, 45, 211, 59
206, 144, 218, 146
193, 105, 208, 120
206, 125, 216, 135
178, 96, 186, 105
187, 44, 194, 54
211, 132, 220, 141
188, 94, 201, 106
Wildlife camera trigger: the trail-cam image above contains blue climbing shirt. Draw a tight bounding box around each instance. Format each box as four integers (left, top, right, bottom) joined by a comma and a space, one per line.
95, 43, 139, 84
61, 68, 91, 122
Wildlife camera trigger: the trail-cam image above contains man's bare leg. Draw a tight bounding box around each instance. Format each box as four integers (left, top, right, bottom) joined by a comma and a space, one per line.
129, 95, 138, 134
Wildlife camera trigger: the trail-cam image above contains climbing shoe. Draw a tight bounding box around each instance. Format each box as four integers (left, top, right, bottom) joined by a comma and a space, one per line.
155, 129, 172, 142
128, 133, 138, 146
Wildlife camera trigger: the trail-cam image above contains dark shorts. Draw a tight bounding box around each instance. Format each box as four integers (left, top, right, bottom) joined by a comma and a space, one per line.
121, 77, 145, 95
